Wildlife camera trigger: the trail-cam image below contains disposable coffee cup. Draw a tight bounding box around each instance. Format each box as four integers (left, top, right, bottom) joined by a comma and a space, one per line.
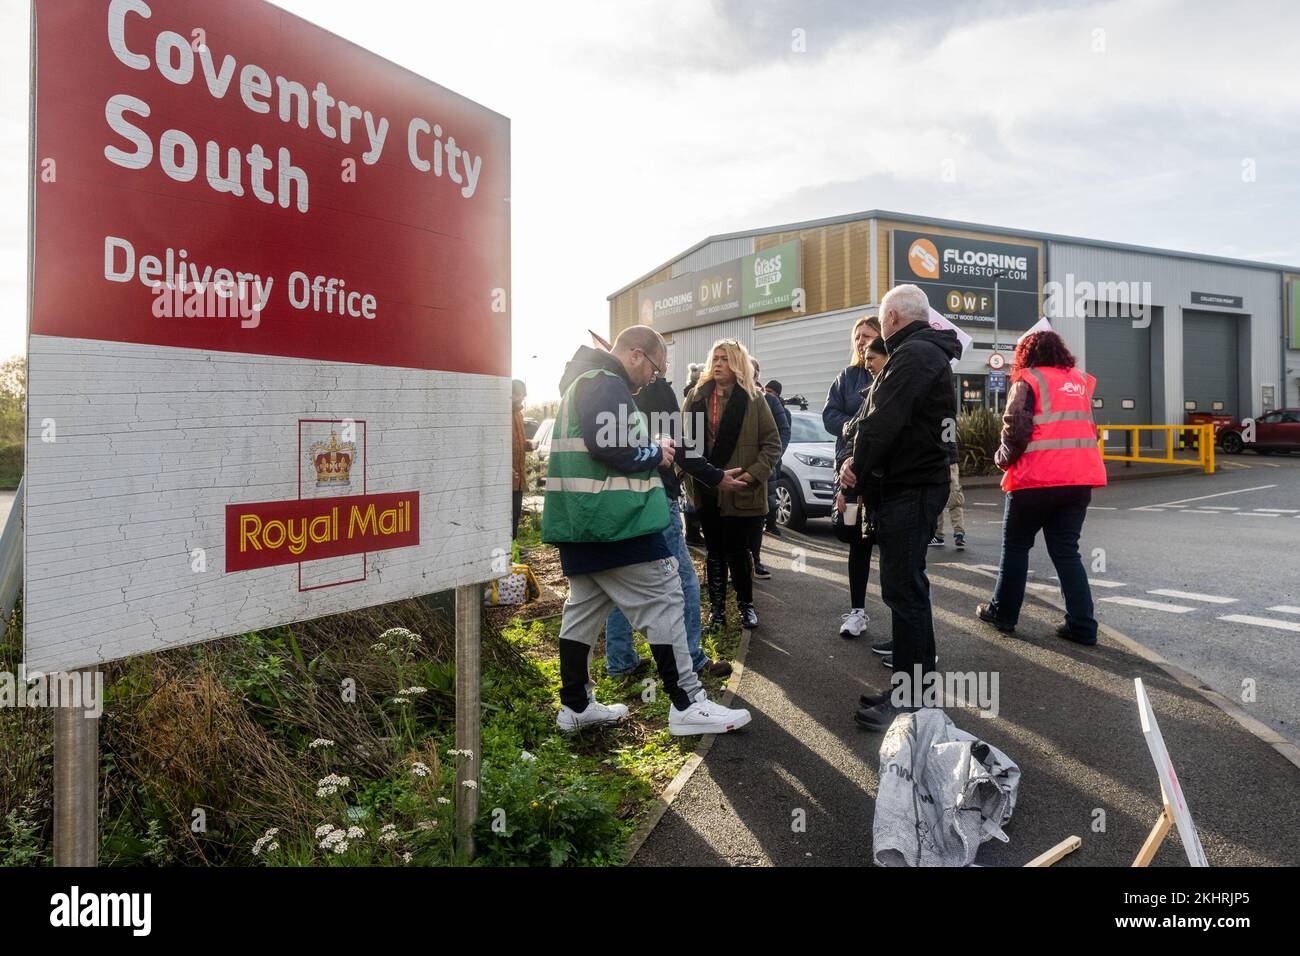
844, 501, 859, 525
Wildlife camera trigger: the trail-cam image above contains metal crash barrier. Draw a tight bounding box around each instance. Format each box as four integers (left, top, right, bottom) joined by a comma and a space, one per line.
1098, 424, 1215, 475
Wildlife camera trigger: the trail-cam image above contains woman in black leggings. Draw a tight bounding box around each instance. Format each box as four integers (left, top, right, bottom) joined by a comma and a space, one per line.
836, 334, 888, 643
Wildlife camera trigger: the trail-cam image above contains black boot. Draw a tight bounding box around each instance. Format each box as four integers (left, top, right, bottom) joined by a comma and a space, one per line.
739, 603, 759, 629
705, 555, 727, 630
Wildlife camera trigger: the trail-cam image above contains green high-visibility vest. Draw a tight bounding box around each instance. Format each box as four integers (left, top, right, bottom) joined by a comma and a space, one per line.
541, 368, 669, 543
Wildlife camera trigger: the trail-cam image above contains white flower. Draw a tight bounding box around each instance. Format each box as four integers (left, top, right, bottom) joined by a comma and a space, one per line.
315, 773, 351, 798
266, 842, 279, 852
378, 627, 420, 645
446, 748, 474, 760
462, 779, 478, 790
402, 852, 413, 864
379, 823, 398, 844
314, 824, 336, 839
416, 819, 438, 831
370, 642, 388, 652
398, 686, 428, 696
391, 697, 411, 705
333, 841, 349, 854
519, 750, 536, 763
308, 738, 335, 749
436, 797, 451, 805
411, 762, 430, 778
347, 826, 365, 839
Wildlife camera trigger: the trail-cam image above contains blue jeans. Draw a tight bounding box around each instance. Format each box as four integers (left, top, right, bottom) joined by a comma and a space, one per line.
989, 485, 1097, 641
874, 483, 949, 696
605, 498, 706, 675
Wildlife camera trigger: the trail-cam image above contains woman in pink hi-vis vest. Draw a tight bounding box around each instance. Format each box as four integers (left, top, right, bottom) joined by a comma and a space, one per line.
977, 331, 1107, 645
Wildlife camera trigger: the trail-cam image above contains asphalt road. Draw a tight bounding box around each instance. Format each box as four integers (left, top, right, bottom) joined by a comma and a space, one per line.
633, 461, 1300, 867
958, 454, 1300, 746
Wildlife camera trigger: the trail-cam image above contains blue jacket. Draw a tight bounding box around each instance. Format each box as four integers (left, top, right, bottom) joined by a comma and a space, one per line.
764, 392, 792, 452
822, 364, 873, 460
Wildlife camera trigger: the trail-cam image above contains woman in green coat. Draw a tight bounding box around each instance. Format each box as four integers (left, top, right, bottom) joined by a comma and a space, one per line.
684, 339, 783, 630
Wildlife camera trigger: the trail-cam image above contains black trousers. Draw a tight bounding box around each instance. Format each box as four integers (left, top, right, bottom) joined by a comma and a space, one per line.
874, 483, 949, 702
697, 496, 759, 604
848, 514, 874, 608
511, 490, 523, 539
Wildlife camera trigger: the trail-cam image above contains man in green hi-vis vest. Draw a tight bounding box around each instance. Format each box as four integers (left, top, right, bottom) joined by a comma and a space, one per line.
543, 325, 752, 736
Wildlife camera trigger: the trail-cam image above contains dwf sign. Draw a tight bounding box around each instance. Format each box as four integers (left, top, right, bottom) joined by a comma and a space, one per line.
25, 0, 511, 672
892, 229, 1040, 332
637, 240, 801, 333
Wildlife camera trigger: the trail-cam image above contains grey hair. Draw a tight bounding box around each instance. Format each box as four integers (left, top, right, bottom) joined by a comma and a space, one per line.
882, 284, 931, 326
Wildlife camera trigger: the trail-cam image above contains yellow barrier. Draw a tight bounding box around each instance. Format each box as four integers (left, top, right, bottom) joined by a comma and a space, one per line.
1098, 424, 1215, 475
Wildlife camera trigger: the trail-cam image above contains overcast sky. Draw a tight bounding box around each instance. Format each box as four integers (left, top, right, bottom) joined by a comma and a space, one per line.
3, 0, 1298, 397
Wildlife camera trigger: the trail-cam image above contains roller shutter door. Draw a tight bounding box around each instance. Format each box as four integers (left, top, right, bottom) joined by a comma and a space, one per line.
1086, 313, 1151, 446
1182, 311, 1239, 421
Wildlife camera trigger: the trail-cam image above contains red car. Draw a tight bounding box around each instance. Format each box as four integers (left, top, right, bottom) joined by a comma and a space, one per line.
1218, 408, 1300, 454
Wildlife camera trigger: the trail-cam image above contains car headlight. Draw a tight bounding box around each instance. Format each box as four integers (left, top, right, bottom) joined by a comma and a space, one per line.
793, 453, 834, 469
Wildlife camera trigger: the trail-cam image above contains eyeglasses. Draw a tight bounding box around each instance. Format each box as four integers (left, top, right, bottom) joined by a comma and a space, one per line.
637, 348, 663, 380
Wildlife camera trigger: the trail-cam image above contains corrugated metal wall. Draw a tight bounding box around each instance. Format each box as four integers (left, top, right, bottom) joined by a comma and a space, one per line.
672, 237, 755, 277
753, 307, 864, 410
666, 317, 756, 391
1048, 243, 1282, 422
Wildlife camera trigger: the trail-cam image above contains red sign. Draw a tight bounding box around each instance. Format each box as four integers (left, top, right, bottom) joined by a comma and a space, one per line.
225, 492, 420, 572
31, 0, 510, 375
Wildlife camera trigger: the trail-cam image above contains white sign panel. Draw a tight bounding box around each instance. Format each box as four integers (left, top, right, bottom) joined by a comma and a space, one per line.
1134, 678, 1210, 867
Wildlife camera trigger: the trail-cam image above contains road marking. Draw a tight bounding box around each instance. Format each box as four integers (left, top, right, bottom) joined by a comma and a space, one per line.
1100, 596, 1196, 614
1218, 614, 1300, 633
1201, 506, 1240, 511
1088, 506, 1118, 510
1256, 508, 1300, 513
1252, 461, 1281, 467
1147, 589, 1237, 605
1234, 512, 1279, 518
1181, 509, 1221, 514
1267, 606, 1300, 616
1048, 574, 1127, 589
1139, 484, 1277, 509
970, 502, 999, 507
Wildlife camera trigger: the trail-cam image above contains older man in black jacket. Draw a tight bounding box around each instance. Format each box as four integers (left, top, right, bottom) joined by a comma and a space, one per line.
840, 284, 962, 731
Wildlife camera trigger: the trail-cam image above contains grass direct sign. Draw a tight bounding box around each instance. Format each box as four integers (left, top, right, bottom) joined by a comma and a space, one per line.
25, 0, 511, 672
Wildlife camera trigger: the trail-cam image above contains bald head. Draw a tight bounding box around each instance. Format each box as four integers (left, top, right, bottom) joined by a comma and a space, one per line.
612, 324, 667, 389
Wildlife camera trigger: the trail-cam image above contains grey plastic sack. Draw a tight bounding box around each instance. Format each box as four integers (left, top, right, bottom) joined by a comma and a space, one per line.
872, 708, 1021, 867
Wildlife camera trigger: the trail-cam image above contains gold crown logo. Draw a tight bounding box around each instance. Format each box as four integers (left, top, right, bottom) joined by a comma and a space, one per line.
309, 431, 355, 485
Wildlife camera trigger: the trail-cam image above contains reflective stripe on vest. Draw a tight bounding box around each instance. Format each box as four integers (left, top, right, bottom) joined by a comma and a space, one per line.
540, 367, 669, 543
1002, 366, 1108, 492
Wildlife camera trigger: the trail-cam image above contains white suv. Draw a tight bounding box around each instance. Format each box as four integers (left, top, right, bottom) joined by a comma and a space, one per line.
773, 411, 838, 530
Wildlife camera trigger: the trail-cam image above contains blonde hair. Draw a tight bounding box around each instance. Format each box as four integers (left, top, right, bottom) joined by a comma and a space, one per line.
848, 316, 882, 368
699, 338, 757, 396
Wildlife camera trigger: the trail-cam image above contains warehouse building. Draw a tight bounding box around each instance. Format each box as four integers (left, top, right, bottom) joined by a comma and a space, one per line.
607, 211, 1300, 434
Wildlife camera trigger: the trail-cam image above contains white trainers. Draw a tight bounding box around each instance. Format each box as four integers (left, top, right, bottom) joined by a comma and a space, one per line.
669, 692, 752, 736
839, 608, 870, 638
556, 699, 629, 733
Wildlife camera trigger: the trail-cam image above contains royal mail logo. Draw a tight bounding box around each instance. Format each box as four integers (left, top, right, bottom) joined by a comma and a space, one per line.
310, 431, 355, 485
225, 492, 419, 572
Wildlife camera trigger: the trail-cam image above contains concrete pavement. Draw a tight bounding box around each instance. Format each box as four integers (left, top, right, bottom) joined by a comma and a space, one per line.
632, 492, 1300, 867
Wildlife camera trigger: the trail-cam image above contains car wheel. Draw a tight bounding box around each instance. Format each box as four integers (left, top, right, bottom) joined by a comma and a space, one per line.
775, 477, 806, 531
1220, 431, 1244, 454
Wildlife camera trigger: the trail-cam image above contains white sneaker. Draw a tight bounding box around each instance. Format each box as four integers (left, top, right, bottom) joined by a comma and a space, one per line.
839, 608, 870, 638
556, 699, 629, 733
669, 692, 752, 736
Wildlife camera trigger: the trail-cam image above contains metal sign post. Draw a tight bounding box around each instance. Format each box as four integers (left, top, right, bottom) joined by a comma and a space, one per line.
54, 667, 99, 867
454, 585, 482, 860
